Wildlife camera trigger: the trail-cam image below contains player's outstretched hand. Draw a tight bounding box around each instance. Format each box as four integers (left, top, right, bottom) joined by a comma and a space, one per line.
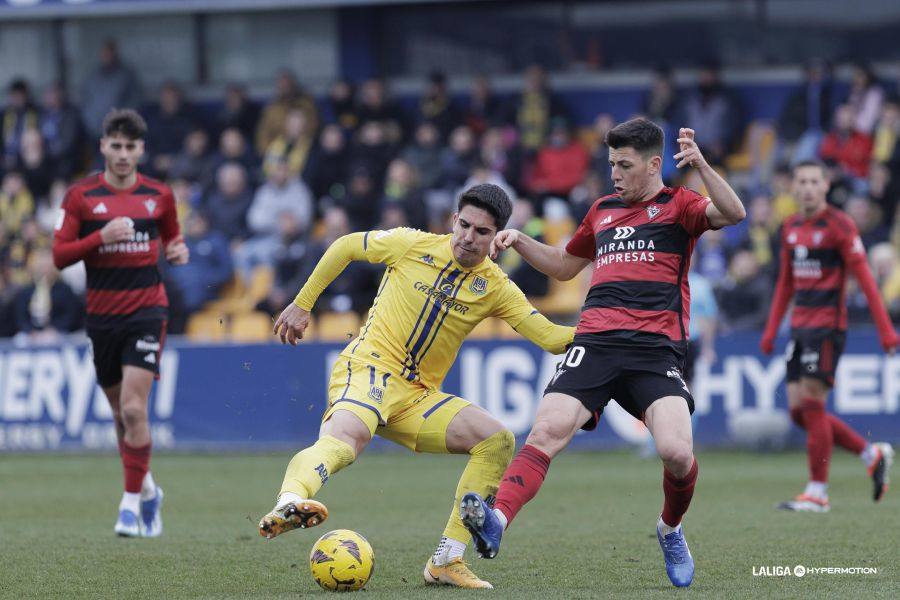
490, 229, 520, 260
759, 336, 775, 355
165, 235, 189, 265
99, 217, 135, 244
274, 302, 310, 346
674, 128, 708, 170
883, 333, 898, 355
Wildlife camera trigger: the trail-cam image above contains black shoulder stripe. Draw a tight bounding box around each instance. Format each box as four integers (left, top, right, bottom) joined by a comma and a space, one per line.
83, 186, 114, 197
133, 185, 162, 196
596, 197, 627, 210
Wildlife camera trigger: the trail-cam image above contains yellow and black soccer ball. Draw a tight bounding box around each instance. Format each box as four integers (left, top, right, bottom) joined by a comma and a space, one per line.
309, 529, 375, 592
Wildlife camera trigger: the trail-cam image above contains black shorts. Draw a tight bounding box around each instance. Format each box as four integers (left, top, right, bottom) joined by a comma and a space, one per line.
87, 318, 167, 388
785, 330, 846, 387
544, 336, 695, 431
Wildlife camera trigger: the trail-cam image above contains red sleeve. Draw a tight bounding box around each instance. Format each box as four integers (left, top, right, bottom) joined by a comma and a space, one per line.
52, 188, 103, 269
839, 221, 899, 349
678, 188, 714, 236
565, 211, 596, 259
158, 187, 180, 244
761, 226, 795, 346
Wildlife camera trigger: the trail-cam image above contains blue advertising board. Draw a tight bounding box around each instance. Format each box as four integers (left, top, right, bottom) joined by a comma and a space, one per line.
1, 331, 898, 451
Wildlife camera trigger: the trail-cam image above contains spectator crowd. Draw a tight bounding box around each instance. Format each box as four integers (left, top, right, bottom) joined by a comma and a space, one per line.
1, 41, 899, 343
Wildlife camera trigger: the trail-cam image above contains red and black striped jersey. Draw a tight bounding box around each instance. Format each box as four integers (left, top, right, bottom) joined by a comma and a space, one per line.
52, 172, 179, 326
565, 186, 714, 353
762, 205, 897, 349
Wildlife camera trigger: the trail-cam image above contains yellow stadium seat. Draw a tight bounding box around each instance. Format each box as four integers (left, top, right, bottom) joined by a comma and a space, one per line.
543, 218, 575, 247
316, 312, 361, 341
186, 310, 228, 341
203, 266, 274, 315
532, 271, 588, 316
230, 311, 274, 343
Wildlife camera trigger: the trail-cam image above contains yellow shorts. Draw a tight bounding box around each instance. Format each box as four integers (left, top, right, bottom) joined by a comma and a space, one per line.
323, 357, 470, 453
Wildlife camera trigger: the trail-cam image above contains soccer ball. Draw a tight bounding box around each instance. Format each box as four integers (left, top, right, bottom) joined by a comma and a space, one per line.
309, 529, 375, 592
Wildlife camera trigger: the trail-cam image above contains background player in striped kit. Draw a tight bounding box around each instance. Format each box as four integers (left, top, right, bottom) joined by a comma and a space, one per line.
52, 109, 189, 537
761, 160, 897, 513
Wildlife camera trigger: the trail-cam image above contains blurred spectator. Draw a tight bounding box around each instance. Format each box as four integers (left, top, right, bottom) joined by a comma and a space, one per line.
419, 71, 459, 138
687, 270, 718, 375
569, 171, 605, 222
479, 126, 522, 191
769, 164, 798, 222
715, 250, 769, 331
820, 104, 874, 182
400, 122, 443, 190
460, 162, 516, 210
80, 39, 142, 141
357, 78, 406, 143
306, 124, 349, 203
165, 208, 232, 315
259, 211, 312, 315
869, 242, 900, 320
2, 78, 39, 171
643, 67, 678, 124
39, 82, 84, 180
297, 206, 378, 314
335, 167, 380, 231
526, 117, 590, 199
263, 108, 315, 179
778, 60, 834, 163
169, 128, 212, 183
215, 83, 259, 141
694, 228, 728, 281
16, 128, 54, 201
348, 121, 392, 185
873, 95, 899, 166
0, 171, 34, 235
12, 248, 82, 340
206, 127, 258, 190
728, 195, 776, 273
204, 162, 253, 241
589, 113, 616, 194
464, 75, 507, 135
439, 125, 478, 191
381, 159, 427, 231
498, 199, 549, 297
515, 64, 567, 153
847, 63, 884, 135
680, 63, 742, 165
328, 80, 358, 130
255, 69, 318, 154
249, 157, 313, 235
144, 81, 198, 178
844, 195, 889, 248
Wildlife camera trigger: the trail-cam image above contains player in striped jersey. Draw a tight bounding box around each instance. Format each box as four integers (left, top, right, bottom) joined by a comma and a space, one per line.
761, 160, 897, 513
257, 184, 574, 588
460, 118, 746, 588
52, 109, 189, 537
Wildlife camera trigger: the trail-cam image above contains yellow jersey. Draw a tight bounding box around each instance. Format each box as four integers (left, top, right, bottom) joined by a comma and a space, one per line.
295, 228, 573, 390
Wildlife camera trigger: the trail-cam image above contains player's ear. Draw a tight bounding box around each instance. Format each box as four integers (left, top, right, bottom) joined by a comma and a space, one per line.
648, 154, 662, 175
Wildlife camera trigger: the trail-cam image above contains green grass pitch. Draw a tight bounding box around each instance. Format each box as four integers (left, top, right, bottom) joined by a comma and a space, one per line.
2, 450, 897, 598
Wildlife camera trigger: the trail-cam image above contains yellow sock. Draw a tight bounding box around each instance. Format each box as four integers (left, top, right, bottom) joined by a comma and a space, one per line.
443, 429, 515, 543
279, 435, 356, 500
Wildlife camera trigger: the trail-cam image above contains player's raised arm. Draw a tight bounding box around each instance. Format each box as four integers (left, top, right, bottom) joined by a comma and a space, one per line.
674, 128, 746, 228
492, 229, 589, 281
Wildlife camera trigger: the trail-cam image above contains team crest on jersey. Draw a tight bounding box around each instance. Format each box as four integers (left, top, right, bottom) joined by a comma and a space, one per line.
646, 205, 660, 220
143, 199, 157, 215
812, 231, 824, 246
367, 386, 384, 403
470, 275, 488, 295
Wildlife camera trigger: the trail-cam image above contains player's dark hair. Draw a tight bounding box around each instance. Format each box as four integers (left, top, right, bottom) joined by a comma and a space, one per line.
605, 117, 664, 158
102, 108, 147, 140
457, 184, 512, 230
793, 159, 828, 176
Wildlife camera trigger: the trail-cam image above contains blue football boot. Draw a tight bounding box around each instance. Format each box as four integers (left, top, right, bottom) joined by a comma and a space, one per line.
114, 509, 143, 537
657, 523, 694, 587
459, 492, 503, 559
141, 486, 164, 538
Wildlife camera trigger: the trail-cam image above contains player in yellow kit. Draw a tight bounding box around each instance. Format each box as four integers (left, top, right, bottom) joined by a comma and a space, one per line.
259, 184, 574, 588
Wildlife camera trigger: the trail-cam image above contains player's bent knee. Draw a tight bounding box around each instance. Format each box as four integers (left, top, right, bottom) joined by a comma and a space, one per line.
526, 420, 568, 457
657, 443, 694, 475
119, 403, 148, 428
